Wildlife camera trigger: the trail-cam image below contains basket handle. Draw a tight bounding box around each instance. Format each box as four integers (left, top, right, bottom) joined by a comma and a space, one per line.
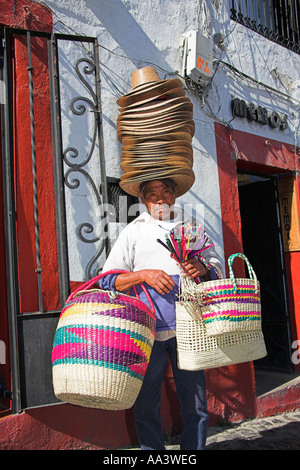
66, 269, 156, 314
228, 253, 259, 293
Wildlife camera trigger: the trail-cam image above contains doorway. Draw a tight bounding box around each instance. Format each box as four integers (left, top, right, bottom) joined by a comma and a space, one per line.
238, 171, 294, 373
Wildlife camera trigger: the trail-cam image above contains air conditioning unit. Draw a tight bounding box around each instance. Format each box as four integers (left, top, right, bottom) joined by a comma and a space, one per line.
182, 31, 213, 85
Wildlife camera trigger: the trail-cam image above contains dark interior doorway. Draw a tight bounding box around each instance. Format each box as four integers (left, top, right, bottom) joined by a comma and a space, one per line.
238, 172, 294, 373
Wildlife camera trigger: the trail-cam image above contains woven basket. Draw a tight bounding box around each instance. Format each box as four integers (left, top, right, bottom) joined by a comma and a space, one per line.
52, 270, 156, 410
181, 253, 262, 336
176, 301, 266, 371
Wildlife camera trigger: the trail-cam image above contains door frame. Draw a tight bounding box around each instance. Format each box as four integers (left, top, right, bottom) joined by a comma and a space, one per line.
237, 169, 294, 371
214, 122, 300, 373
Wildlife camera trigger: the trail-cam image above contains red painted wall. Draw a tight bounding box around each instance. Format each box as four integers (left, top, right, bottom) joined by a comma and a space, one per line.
0, 362, 182, 450
286, 175, 300, 368
0, 115, 11, 409
0, 0, 299, 451
0, 0, 53, 31
13, 33, 61, 313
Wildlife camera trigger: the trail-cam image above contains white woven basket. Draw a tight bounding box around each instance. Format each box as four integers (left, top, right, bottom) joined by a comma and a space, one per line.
176, 300, 266, 371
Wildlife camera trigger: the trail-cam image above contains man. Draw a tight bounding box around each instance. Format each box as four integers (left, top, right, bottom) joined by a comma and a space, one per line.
100, 179, 222, 450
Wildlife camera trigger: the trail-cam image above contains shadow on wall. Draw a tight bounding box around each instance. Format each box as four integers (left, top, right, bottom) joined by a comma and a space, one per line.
86, 0, 173, 79
206, 362, 257, 425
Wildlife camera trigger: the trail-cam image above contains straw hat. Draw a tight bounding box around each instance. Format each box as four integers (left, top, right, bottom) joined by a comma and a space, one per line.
131, 66, 163, 88
116, 66, 195, 197
117, 84, 185, 109
117, 66, 183, 106
121, 131, 193, 145
118, 121, 195, 141
120, 168, 195, 197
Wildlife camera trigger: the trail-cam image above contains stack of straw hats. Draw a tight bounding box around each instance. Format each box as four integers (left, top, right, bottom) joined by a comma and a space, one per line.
117, 67, 195, 197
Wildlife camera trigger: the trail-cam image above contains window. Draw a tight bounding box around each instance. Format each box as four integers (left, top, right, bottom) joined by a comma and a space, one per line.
107, 177, 140, 224
230, 0, 300, 54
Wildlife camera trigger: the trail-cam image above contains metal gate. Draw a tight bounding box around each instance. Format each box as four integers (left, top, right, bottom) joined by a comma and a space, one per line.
1, 28, 109, 412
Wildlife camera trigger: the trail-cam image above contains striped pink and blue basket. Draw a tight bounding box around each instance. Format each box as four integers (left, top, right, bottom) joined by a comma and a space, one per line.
52, 270, 156, 410
196, 253, 262, 336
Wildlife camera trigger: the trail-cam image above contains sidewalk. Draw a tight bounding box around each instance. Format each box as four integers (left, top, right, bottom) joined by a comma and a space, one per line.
163, 409, 300, 450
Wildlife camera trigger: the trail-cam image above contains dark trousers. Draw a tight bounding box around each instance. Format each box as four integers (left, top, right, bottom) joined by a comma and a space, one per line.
133, 337, 208, 450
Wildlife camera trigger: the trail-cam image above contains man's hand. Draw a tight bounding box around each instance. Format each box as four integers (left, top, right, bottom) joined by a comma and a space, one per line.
180, 258, 210, 281
141, 269, 175, 295
115, 269, 175, 295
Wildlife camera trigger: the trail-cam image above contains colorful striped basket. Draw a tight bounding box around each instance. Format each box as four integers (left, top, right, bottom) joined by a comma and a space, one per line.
181, 253, 262, 336
52, 270, 156, 410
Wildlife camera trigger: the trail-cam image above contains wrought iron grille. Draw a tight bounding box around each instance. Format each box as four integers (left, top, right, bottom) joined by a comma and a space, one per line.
107, 177, 140, 223
1, 28, 110, 411
230, 0, 300, 54
51, 34, 110, 282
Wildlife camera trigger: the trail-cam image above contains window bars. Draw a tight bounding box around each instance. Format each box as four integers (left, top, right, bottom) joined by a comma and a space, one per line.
230, 0, 300, 54
107, 177, 140, 224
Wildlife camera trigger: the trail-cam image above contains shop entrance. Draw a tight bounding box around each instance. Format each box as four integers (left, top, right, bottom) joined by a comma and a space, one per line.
238, 172, 294, 373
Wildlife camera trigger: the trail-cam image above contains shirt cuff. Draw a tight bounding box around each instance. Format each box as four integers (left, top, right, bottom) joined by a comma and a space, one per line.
99, 273, 119, 291
209, 266, 219, 280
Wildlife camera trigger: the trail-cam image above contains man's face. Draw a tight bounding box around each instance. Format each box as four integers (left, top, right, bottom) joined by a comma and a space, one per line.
139, 180, 176, 220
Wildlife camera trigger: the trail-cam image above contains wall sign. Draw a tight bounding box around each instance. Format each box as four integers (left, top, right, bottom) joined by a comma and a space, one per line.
231, 98, 288, 131
278, 176, 300, 252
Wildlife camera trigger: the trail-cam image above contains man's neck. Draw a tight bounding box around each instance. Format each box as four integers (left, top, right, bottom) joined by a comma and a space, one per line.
148, 209, 179, 222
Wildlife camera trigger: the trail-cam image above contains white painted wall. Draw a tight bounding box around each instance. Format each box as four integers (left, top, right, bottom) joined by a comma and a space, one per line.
39, 0, 300, 281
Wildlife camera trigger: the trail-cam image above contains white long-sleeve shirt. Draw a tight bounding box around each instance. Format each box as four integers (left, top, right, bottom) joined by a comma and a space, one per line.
100, 210, 223, 337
